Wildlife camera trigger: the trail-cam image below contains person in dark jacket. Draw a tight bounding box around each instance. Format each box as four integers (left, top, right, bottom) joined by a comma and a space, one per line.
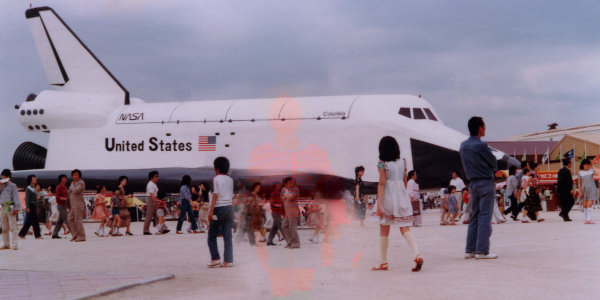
557, 159, 574, 222
18, 175, 42, 240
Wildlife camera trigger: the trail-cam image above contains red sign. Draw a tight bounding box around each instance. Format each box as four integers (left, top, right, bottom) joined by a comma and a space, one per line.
538, 171, 558, 181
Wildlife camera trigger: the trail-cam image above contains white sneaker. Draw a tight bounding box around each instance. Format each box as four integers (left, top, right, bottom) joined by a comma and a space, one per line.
207, 259, 221, 267
465, 253, 475, 259
475, 253, 498, 259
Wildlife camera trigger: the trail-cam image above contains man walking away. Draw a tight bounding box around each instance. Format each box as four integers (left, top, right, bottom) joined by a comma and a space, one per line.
460, 117, 498, 260
52, 174, 71, 239
18, 175, 43, 240
67, 169, 86, 242
207, 157, 235, 268
557, 159, 574, 222
1, 169, 21, 250
144, 171, 160, 235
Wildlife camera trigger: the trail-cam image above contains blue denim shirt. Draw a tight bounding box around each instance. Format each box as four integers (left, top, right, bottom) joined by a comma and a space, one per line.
180, 185, 191, 202
459, 136, 497, 180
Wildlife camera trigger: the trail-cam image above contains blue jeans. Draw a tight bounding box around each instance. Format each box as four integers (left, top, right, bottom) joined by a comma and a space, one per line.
207, 205, 234, 263
466, 179, 494, 255
177, 200, 198, 231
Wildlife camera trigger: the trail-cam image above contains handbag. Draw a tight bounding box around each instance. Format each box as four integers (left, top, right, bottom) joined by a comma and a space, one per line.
119, 207, 131, 219
411, 201, 421, 216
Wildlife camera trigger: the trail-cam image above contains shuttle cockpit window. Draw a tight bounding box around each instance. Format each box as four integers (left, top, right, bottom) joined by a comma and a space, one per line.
413, 108, 426, 120
398, 107, 411, 118
423, 108, 438, 121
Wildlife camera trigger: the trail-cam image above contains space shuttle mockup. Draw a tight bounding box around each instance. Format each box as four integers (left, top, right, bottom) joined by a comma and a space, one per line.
12, 7, 520, 194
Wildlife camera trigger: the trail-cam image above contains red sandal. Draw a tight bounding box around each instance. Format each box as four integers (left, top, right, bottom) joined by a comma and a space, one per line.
412, 255, 423, 272
371, 262, 388, 271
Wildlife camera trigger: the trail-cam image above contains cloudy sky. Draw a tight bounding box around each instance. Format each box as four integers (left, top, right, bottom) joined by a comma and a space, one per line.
1, 1, 599, 168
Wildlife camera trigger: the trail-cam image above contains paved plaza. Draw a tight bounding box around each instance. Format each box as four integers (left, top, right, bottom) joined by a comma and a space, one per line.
2, 208, 599, 300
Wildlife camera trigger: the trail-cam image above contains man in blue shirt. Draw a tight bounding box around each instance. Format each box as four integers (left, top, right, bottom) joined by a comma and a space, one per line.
459, 117, 498, 259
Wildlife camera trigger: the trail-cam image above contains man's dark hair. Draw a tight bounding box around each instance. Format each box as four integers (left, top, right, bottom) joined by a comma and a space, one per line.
452, 169, 461, 178
1, 169, 11, 178
509, 165, 517, 176
378, 136, 400, 162
467, 117, 484, 136
408, 170, 416, 179
181, 175, 191, 187
283, 177, 294, 186
562, 159, 571, 167
26, 175, 36, 185
148, 171, 159, 181
214, 157, 230, 174
118, 176, 129, 184
58, 174, 67, 182
71, 169, 82, 178
521, 161, 529, 169
354, 166, 365, 178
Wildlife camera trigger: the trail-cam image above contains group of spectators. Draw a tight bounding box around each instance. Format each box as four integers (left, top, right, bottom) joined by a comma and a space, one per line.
0, 169, 86, 250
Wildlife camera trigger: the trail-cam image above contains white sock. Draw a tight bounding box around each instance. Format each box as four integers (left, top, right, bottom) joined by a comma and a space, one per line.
101, 227, 105, 236
380, 237, 389, 264
584, 208, 589, 221
403, 231, 420, 258
588, 208, 593, 221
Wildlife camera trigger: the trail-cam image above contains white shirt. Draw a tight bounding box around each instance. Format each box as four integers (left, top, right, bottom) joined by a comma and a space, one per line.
146, 181, 158, 206
407, 179, 419, 200
450, 177, 465, 192
213, 175, 234, 207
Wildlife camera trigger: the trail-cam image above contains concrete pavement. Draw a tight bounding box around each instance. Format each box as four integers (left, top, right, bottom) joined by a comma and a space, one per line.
2, 207, 599, 299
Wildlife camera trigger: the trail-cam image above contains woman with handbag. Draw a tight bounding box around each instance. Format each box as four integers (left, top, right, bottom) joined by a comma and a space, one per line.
406, 170, 421, 227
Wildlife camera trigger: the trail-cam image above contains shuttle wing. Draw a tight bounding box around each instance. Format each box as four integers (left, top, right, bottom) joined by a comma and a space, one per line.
26, 7, 129, 104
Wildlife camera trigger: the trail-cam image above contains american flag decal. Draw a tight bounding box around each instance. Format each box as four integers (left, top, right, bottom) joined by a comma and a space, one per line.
198, 136, 216, 151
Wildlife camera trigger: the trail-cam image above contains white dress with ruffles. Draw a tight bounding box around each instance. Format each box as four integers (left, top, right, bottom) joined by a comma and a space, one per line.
370, 159, 414, 228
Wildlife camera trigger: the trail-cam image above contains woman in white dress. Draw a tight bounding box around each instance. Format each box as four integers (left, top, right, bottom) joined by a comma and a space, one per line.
370, 136, 423, 272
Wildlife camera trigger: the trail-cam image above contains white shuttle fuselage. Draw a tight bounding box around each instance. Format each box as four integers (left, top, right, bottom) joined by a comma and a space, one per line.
12, 7, 519, 194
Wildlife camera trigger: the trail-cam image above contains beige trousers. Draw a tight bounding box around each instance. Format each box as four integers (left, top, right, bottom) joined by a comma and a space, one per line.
1, 210, 18, 248
68, 207, 86, 241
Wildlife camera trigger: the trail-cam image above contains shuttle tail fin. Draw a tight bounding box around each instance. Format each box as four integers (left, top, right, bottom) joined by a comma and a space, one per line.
25, 7, 129, 104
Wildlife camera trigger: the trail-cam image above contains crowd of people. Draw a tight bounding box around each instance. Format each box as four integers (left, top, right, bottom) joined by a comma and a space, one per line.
1, 116, 595, 276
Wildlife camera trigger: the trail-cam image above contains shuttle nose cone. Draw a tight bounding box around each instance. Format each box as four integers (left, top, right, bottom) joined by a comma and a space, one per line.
497, 154, 520, 171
